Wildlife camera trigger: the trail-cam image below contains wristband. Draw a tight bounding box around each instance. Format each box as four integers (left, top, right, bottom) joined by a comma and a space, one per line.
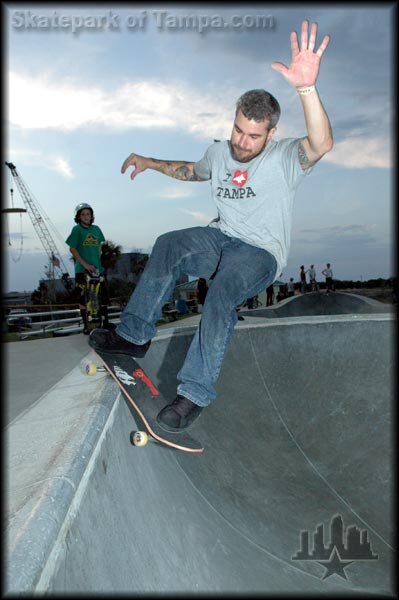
296, 85, 316, 96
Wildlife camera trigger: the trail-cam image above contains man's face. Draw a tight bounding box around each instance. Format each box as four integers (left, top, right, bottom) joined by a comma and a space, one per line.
230, 110, 276, 163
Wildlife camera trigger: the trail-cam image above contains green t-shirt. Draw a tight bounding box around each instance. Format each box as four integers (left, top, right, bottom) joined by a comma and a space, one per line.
65, 224, 105, 274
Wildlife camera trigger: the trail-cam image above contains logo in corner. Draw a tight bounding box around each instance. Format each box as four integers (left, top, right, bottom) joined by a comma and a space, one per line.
292, 514, 379, 582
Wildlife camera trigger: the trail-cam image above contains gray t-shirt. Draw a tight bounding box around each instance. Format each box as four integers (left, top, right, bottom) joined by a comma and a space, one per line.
194, 138, 312, 276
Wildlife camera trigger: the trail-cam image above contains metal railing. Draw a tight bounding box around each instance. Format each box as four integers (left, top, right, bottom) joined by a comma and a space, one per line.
4, 306, 121, 339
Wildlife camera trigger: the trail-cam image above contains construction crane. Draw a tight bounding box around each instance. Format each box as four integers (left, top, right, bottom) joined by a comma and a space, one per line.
5, 161, 72, 288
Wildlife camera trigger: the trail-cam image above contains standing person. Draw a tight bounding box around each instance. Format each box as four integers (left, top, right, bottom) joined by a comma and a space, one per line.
246, 297, 255, 309
299, 265, 307, 294
90, 20, 333, 432
308, 264, 317, 291
322, 263, 334, 293
266, 284, 274, 306
66, 203, 110, 334
287, 277, 295, 297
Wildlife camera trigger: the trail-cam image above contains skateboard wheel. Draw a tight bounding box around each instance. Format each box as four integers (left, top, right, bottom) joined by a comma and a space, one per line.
79, 358, 99, 375
86, 362, 98, 376
130, 431, 149, 447
80, 358, 107, 376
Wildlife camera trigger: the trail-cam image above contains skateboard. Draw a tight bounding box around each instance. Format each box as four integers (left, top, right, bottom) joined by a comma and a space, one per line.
81, 350, 203, 453
85, 272, 104, 330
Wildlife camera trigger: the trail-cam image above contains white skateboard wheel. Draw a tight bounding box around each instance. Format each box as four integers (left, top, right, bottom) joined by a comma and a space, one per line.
85, 362, 97, 376
80, 358, 98, 376
79, 358, 106, 375
131, 431, 149, 447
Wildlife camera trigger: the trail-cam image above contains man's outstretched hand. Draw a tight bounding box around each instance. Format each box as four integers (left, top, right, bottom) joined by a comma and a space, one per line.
121, 153, 149, 180
271, 20, 330, 88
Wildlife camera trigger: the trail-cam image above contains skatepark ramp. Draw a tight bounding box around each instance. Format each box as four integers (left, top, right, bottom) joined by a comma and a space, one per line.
240, 291, 393, 318
6, 313, 394, 594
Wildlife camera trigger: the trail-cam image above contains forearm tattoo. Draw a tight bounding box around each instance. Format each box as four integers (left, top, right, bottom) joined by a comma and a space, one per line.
150, 158, 204, 181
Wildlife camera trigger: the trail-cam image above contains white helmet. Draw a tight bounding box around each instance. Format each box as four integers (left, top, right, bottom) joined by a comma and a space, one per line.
74, 203, 93, 217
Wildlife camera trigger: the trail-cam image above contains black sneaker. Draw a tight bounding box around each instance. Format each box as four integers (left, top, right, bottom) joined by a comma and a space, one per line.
88, 328, 150, 357
157, 395, 203, 432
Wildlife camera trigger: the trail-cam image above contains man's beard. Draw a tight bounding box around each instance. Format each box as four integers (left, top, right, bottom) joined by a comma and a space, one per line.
230, 139, 267, 163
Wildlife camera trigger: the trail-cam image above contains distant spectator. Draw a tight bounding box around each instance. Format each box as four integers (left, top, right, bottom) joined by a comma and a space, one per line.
299, 265, 307, 294
287, 278, 295, 297
175, 296, 188, 314
322, 263, 335, 293
308, 264, 317, 291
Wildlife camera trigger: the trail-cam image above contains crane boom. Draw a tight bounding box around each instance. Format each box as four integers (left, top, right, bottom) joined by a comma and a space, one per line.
5, 161, 71, 281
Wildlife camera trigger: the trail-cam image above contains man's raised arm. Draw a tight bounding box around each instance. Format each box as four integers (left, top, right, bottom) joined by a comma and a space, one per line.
121, 153, 206, 182
272, 20, 333, 169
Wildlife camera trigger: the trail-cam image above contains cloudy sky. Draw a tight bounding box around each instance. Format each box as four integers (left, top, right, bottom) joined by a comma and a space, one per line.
3, 3, 394, 292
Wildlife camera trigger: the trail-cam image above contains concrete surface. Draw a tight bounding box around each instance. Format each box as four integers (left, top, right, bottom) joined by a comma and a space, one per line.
5, 334, 90, 425
240, 290, 394, 318
5, 310, 394, 594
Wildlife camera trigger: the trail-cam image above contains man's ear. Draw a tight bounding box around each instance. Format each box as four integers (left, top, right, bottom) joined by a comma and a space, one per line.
267, 127, 277, 141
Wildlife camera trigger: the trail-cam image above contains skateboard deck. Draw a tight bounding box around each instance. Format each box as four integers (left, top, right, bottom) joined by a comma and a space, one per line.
85, 273, 104, 330
83, 349, 203, 453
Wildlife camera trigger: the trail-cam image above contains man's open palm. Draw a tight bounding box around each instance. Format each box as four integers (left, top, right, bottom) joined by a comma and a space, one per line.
272, 21, 330, 88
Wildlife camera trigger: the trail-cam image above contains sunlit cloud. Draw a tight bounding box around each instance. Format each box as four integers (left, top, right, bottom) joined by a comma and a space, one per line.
53, 157, 74, 179
8, 148, 74, 178
323, 137, 392, 169
8, 71, 234, 140
8, 71, 392, 170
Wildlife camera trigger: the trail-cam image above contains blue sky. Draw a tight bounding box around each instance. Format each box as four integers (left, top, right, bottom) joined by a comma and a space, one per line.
4, 3, 394, 292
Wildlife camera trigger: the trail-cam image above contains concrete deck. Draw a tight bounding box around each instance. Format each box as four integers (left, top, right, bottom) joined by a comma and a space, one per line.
240, 290, 394, 318
5, 294, 395, 594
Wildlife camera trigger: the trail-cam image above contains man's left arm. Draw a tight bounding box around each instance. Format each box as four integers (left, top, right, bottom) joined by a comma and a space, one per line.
272, 20, 333, 170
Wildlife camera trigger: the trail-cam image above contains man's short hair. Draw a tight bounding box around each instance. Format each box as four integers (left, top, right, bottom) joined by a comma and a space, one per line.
236, 89, 280, 128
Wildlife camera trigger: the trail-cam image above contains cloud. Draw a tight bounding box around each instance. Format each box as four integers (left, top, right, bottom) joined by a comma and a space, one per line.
158, 186, 195, 200
181, 209, 214, 223
8, 148, 74, 178
297, 224, 378, 246
53, 158, 74, 179
323, 137, 392, 169
9, 71, 234, 140
301, 224, 375, 234
8, 71, 392, 169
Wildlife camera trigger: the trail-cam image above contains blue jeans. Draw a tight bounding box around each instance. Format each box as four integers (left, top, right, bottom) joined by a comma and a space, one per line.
117, 227, 277, 407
